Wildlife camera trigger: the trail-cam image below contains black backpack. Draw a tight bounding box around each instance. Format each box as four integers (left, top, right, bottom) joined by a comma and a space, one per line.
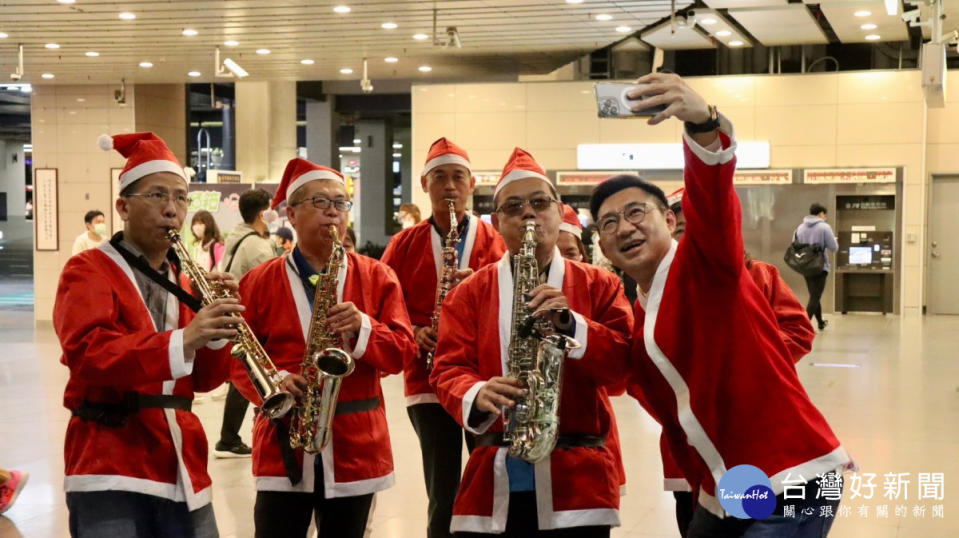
784, 232, 825, 276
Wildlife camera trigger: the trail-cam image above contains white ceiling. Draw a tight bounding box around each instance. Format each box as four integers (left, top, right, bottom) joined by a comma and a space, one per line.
816, 0, 909, 43
641, 21, 717, 50
730, 4, 828, 46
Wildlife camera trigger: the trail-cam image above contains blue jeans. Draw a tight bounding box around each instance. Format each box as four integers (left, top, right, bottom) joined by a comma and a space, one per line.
67, 491, 218, 538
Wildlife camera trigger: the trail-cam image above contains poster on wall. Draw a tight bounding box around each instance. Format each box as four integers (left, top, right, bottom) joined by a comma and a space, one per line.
733, 169, 793, 185
803, 167, 897, 184
556, 171, 636, 186
185, 183, 252, 246
110, 168, 123, 234
34, 168, 59, 251
473, 172, 500, 187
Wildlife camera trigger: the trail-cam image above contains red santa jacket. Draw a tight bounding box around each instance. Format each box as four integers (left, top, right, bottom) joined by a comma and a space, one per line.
381, 214, 507, 406
54, 241, 231, 511
627, 119, 853, 518
430, 249, 633, 533
658, 258, 816, 492
232, 251, 416, 497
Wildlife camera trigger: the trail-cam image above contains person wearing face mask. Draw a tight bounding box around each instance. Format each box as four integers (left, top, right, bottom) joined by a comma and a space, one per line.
231, 158, 416, 538
72, 210, 108, 255
190, 210, 226, 271
380, 137, 507, 538
429, 148, 633, 537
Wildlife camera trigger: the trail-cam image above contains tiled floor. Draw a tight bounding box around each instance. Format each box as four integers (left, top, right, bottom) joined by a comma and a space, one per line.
0, 311, 956, 537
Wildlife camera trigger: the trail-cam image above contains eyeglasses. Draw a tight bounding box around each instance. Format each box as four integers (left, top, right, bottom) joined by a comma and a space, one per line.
124, 191, 191, 207
293, 196, 353, 212
597, 202, 660, 235
495, 196, 558, 217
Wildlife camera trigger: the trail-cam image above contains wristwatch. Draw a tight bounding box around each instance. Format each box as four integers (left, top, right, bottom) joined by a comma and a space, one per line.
685, 104, 720, 134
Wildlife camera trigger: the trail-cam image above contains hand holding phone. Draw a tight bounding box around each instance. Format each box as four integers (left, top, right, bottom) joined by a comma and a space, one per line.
594, 82, 668, 118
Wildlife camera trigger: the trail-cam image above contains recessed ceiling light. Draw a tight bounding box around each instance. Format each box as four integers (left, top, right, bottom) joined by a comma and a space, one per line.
865, 34, 881, 41
615, 26, 632, 33
333, 5, 351, 13
595, 14, 613, 21
256, 48, 271, 55
392, 153, 402, 158
118, 12, 136, 20
418, 65, 432, 72
182, 28, 198, 36
701, 18, 718, 25
188, 71, 201, 77
381, 22, 398, 29
729, 40, 744, 47
45, 43, 60, 49
384, 56, 399, 63
139, 61, 153, 68
860, 23, 878, 30
85, 51, 99, 57
300, 59, 314, 65
716, 30, 732, 37
58, 0, 75, 4
413, 33, 429, 40
392, 142, 403, 149
224, 40, 239, 47
340, 67, 354, 74
0, 32, 7, 39
854, 10, 871, 17
41, 73, 55, 79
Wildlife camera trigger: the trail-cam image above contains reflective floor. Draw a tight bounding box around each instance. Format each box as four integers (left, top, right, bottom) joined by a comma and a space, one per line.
0, 309, 956, 537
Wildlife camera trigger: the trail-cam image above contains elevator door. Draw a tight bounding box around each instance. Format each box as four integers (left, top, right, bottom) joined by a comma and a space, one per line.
927, 176, 959, 315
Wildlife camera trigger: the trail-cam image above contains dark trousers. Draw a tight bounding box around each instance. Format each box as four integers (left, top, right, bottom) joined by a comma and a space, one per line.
253, 455, 373, 538
219, 382, 249, 445
67, 491, 218, 538
803, 271, 829, 324
454, 492, 610, 537
408, 402, 467, 538
674, 491, 695, 537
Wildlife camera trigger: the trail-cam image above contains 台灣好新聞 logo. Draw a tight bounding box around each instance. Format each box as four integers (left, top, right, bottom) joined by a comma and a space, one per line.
718, 464, 777, 520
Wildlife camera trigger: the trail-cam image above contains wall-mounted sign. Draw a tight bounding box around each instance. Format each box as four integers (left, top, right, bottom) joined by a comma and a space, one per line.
208, 169, 243, 184
34, 168, 58, 251
577, 141, 770, 170
733, 169, 793, 185
473, 171, 500, 186
557, 171, 635, 186
803, 167, 897, 184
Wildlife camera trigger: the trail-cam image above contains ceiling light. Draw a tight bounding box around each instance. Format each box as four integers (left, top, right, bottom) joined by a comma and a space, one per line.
566, 0, 584, 3
413, 33, 429, 40
41, 73, 55, 79
222, 58, 248, 77
182, 29, 198, 36
729, 40, 744, 47
392, 153, 402, 158
224, 40, 239, 47
333, 5, 351, 13
392, 142, 403, 149
716, 30, 732, 37
0, 32, 7, 39
865, 34, 881, 41
188, 71, 201, 77
381, 22, 398, 29
884, 0, 898, 16
118, 12, 136, 20
860, 23, 878, 30
353, 138, 362, 144
615, 26, 632, 33
85, 51, 99, 57
300, 58, 314, 65
139, 61, 153, 68
418, 65, 432, 72
595, 14, 613, 21
58, 0, 76, 3
854, 10, 871, 17
45, 43, 60, 49
340, 67, 354, 74
701, 18, 718, 25
384, 56, 399, 63
256, 48, 271, 55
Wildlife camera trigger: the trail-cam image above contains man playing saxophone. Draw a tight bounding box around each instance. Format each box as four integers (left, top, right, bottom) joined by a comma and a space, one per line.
429, 148, 633, 538
381, 137, 506, 538
230, 158, 416, 538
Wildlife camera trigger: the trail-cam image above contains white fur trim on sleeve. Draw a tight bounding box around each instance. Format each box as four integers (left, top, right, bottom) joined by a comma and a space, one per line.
682, 113, 737, 166
350, 313, 373, 359
567, 310, 588, 360
169, 329, 195, 379
462, 381, 498, 434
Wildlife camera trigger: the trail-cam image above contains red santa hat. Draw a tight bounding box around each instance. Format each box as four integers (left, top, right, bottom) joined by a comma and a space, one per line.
559, 204, 582, 239
667, 187, 685, 206
98, 132, 187, 192
494, 147, 557, 199
271, 158, 345, 209
421, 137, 471, 178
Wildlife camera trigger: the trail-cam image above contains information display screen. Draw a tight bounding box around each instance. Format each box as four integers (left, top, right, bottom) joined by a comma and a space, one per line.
848, 246, 873, 265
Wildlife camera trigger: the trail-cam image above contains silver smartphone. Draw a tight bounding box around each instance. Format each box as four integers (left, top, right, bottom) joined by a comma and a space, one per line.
594, 82, 667, 118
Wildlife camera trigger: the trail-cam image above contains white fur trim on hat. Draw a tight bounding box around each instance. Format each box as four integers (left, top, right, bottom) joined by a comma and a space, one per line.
559, 222, 582, 239
97, 134, 113, 151
493, 168, 556, 198
421, 154, 471, 178
286, 169, 344, 200
119, 160, 188, 191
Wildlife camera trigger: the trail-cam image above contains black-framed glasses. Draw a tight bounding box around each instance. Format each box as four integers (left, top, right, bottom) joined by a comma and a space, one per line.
293, 196, 353, 212
495, 196, 558, 217
124, 191, 191, 207
598, 202, 659, 235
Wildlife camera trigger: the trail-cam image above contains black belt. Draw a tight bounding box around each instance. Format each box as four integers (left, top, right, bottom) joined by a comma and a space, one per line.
473, 432, 606, 449
71, 392, 192, 428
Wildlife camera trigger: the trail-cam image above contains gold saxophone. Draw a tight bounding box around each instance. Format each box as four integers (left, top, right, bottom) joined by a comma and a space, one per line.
167, 230, 294, 419
289, 225, 355, 454
503, 220, 581, 463
425, 199, 459, 371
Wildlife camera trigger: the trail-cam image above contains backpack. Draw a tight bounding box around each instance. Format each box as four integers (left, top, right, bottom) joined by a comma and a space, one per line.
784, 232, 825, 277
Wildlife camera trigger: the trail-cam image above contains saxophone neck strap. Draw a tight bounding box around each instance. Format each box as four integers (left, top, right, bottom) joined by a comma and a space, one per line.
109, 232, 202, 313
